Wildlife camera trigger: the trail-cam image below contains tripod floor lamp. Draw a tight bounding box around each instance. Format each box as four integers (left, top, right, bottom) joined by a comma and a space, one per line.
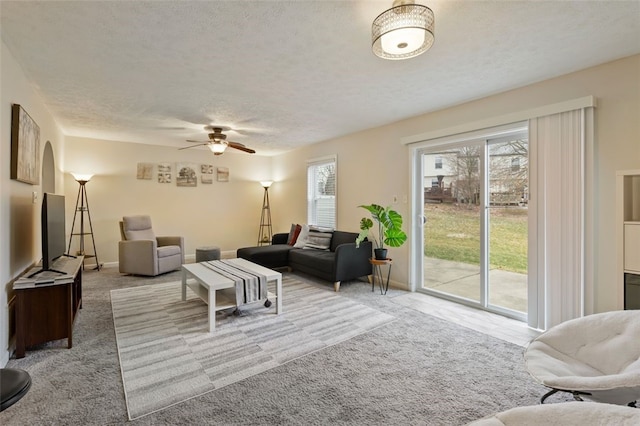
67, 173, 101, 270
257, 181, 273, 246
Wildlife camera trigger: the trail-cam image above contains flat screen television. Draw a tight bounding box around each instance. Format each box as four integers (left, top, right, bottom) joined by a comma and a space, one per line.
29, 193, 67, 277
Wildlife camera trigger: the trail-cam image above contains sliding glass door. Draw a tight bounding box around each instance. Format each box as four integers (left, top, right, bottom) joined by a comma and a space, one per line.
423, 144, 482, 304
487, 139, 528, 313
417, 129, 528, 320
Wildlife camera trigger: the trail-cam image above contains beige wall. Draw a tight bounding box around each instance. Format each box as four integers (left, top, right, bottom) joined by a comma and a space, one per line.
273, 127, 412, 286
1, 41, 66, 366
273, 54, 640, 313
63, 137, 274, 266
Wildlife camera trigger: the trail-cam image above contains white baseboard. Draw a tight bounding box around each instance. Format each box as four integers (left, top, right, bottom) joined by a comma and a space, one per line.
388, 279, 409, 291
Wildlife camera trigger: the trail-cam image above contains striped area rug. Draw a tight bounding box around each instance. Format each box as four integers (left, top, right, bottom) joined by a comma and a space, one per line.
111, 275, 394, 420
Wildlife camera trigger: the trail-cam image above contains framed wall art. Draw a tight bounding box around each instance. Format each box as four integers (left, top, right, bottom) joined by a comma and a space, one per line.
137, 162, 154, 180
201, 164, 213, 184
158, 163, 172, 183
217, 167, 229, 182
11, 104, 41, 185
176, 163, 197, 187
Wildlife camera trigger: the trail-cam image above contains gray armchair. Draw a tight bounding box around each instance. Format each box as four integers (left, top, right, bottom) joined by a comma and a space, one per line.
118, 215, 184, 276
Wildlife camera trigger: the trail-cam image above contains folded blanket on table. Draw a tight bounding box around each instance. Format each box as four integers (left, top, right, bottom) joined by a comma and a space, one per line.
202, 260, 267, 305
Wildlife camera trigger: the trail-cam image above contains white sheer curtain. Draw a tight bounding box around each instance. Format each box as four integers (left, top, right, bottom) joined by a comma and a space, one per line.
528, 108, 594, 330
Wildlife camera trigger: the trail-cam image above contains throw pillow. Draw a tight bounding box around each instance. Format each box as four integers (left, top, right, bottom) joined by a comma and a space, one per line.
288, 224, 302, 246
286, 223, 297, 245
293, 224, 310, 248
303, 226, 333, 250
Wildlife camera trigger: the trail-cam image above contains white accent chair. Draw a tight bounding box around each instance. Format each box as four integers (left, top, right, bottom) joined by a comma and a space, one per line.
118, 215, 184, 276
469, 402, 640, 425
524, 310, 640, 406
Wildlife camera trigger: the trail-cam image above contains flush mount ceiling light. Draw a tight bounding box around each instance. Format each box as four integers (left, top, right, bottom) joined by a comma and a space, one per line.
372, 0, 435, 60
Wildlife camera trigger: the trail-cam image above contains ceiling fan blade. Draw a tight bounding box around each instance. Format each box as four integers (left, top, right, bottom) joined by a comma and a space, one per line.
179, 143, 209, 150
154, 126, 188, 130
186, 139, 209, 143
228, 141, 255, 154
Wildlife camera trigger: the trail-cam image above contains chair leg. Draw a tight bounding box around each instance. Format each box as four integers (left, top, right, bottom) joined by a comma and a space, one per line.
540, 388, 559, 404
334, 281, 340, 292
541, 388, 593, 404
572, 392, 584, 402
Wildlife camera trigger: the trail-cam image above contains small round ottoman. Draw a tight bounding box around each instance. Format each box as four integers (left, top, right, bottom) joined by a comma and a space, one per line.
195, 246, 221, 263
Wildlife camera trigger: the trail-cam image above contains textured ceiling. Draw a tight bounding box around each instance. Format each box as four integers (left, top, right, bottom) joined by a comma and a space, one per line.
2, 1, 639, 155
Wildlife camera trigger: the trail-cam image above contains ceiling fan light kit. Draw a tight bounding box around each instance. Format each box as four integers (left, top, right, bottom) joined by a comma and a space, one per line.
208, 142, 228, 155
372, 0, 435, 60
181, 127, 256, 155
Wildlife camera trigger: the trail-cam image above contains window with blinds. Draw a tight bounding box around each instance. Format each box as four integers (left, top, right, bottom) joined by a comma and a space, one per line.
307, 156, 336, 228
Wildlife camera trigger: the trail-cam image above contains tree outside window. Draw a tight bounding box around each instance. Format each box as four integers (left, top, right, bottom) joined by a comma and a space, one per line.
511, 157, 520, 172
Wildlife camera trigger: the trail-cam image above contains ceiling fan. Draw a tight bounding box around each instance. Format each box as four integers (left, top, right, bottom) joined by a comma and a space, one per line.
180, 127, 256, 155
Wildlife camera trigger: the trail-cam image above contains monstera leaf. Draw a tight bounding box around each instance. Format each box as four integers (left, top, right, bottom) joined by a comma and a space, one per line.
355, 204, 407, 249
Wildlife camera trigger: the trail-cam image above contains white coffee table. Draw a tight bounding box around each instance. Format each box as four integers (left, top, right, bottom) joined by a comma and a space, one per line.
181, 258, 282, 332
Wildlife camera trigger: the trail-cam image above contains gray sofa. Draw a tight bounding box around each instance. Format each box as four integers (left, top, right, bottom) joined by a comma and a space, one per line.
237, 230, 372, 291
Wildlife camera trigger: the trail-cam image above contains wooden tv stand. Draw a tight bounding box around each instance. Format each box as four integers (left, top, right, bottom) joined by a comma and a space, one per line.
13, 256, 83, 359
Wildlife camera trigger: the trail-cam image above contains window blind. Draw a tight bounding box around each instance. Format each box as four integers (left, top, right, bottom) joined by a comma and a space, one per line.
307, 156, 337, 228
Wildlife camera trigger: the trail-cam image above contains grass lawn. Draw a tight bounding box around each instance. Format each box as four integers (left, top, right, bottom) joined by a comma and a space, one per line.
424, 203, 528, 274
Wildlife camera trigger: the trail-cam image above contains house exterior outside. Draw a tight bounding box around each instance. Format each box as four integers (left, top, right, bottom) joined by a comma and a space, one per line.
423, 141, 529, 206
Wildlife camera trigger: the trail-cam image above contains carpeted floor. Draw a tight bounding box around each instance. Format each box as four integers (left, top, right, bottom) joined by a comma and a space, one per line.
112, 276, 394, 419
2, 266, 560, 425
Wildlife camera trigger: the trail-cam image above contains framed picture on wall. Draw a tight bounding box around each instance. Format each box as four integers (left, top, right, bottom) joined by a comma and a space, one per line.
217, 167, 229, 182
176, 163, 197, 187
10, 104, 41, 185
158, 163, 172, 183
137, 163, 153, 180
201, 164, 213, 184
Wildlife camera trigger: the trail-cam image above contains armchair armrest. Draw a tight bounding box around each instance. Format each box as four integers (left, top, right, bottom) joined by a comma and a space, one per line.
156, 236, 184, 264
157, 236, 183, 248
334, 240, 373, 282
119, 239, 158, 275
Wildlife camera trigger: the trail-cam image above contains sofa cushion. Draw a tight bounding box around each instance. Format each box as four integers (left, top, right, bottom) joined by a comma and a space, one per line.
329, 230, 360, 252
289, 248, 335, 272
122, 215, 156, 241
237, 244, 293, 269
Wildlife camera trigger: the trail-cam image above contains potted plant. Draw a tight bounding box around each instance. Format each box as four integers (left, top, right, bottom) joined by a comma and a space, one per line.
355, 204, 407, 260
